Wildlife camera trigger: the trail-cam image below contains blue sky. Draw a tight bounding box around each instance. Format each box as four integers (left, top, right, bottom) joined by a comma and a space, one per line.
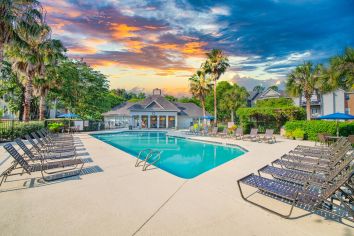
42, 0, 354, 95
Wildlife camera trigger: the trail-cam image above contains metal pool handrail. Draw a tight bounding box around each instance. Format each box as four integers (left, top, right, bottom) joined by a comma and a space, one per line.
142, 150, 161, 171
135, 149, 152, 167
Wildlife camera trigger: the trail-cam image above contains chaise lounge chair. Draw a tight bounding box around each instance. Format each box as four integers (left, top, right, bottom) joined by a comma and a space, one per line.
233, 128, 243, 140
242, 128, 259, 141
1, 143, 84, 188
237, 169, 353, 221
260, 129, 276, 143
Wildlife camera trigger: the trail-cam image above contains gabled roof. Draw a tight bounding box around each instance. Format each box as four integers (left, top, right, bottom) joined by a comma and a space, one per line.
103, 102, 134, 116
173, 102, 209, 117
128, 95, 180, 112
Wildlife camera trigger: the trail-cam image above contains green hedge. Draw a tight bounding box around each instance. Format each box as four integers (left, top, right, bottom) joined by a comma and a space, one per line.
0, 121, 44, 141
236, 106, 306, 133
284, 120, 354, 141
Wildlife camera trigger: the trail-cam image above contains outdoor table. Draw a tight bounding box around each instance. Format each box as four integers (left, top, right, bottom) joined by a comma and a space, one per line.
325, 135, 341, 146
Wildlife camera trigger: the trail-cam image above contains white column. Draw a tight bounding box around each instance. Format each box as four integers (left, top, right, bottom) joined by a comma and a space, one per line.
175, 115, 178, 129
147, 115, 150, 128
157, 115, 160, 128
139, 115, 142, 129
166, 116, 169, 128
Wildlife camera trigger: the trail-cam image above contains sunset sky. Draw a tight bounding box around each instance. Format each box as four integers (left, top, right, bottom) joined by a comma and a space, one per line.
41, 0, 354, 96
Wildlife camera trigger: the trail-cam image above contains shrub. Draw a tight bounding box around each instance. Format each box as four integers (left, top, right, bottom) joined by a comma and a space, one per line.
48, 122, 64, 133
236, 106, 306, 133
284, 120, 354, 141
217, 124, 226, 132
228, 124, 237, 133
0, 121, 44, 141
292, 128, 305, 139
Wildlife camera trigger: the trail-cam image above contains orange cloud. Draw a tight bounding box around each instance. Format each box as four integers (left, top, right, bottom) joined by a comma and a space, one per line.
125, 40, 145, 53
68, 46, 98, 55
182, 42, 207, 55
110, 23, 141, 39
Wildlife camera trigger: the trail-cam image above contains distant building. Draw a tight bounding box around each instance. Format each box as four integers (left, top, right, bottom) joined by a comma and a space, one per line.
247, 88, 288, 107
103, 88, 208, 129
292, 89, 352, 118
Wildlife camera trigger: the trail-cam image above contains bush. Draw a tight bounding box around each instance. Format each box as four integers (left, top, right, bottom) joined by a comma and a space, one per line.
217, 124, 226, 132
0, 121, 44, 141
284, 120, 354, 141
292, 128, 305, 139
48, 122, 64, 133
236, 106, 306, 133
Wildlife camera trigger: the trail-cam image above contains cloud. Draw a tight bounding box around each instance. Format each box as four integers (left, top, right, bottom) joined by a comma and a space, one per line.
231, 74, 286, 91
40, 0, 354, 95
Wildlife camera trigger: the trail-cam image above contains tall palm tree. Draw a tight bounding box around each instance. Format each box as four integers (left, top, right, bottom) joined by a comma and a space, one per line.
5, 23, 51, 121
0, 0, 42, 65
34, 39, 66, 120
203, 49, 230, 126
220, 84, 249, 122
189, 69, 212, 126
286, 62, 325, 120
328, 47, 354, 90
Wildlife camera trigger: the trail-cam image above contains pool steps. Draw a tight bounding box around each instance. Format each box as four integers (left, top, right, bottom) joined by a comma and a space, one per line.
135, 149, 161, 171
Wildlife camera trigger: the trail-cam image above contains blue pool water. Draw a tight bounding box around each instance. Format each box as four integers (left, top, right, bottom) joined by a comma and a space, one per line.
92, 132, 246, 179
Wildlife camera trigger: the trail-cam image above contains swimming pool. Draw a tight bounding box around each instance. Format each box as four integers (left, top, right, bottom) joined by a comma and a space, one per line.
92, 132, 246, 179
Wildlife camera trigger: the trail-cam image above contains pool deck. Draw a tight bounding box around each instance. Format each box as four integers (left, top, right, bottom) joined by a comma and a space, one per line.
0, 129, 353, 236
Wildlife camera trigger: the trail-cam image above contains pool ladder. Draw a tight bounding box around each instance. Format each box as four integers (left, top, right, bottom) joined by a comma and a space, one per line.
135, 149, 161, 171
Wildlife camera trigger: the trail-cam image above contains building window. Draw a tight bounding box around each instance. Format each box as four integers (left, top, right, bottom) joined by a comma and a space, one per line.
345, 108, 350, 114
159, 116, 166, 128
150, 116, 157, 128
168, 116, 175, 128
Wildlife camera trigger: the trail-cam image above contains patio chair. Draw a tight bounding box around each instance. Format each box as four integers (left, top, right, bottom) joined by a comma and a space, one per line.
316, 133, 330, 146
31, 132, 76, 156
218, 127, 229, 138
348, 135, 354, 145
210, 127, 218, 136
1, 143, 84, 187
273, 144, 352, 173
293, 137, 348, 156
258, 151, 353, 187
237, 169, 354, 221
242, 128, 259, 141
289, 139, 351, 159
16, 138, 76, 161
37, 130, 75, 147
260, 129, 276, 143
233, 128, 243, 140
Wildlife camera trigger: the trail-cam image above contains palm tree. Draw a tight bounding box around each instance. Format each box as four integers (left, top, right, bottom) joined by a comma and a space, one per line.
5, 23, 51, 121
328, 47, 354, 90
189, 69, 212, 126
203, 49, 230, 125
0, 0, 43, 65
34, 39, 66, 120
220, 84, 249, 122
286, 62, 325, 120
252, 85, 265, 93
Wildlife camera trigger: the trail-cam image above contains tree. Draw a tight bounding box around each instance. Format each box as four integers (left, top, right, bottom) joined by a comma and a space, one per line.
205, 81, 232, 121
286, 62, 326, 120
5, 22, 50, 121
203, 49, 230, 125
328, 47, 354, 90
253, 85, 265, 93
219, 84, 248, 122
33, 39, 66, 120
268, 85, 279, 92
189, 70, 212, 125
0, 0, 43, 65
164, 95, 177, 102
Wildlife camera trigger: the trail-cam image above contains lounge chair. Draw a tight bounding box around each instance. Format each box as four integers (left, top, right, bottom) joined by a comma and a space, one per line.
237, 169, 353, 221
260, 129, 276, 143
348, 135, 354, 145
293, 137, 347, 156
1, 143, 84, 187
273, 144, 352, 173
31, 132, 75, 153
16, 138, 76, 161
259, 151, 353, 187
242, 128, 259, 141
210, 127, 218, 136
218, 127, 229, 138
233, 128, 243, 140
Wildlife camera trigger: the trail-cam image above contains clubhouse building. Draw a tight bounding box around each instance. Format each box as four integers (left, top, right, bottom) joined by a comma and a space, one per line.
103, 89, 207, 129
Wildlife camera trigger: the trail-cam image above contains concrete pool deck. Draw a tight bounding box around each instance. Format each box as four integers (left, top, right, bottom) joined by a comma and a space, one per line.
0, 130, 353, 236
